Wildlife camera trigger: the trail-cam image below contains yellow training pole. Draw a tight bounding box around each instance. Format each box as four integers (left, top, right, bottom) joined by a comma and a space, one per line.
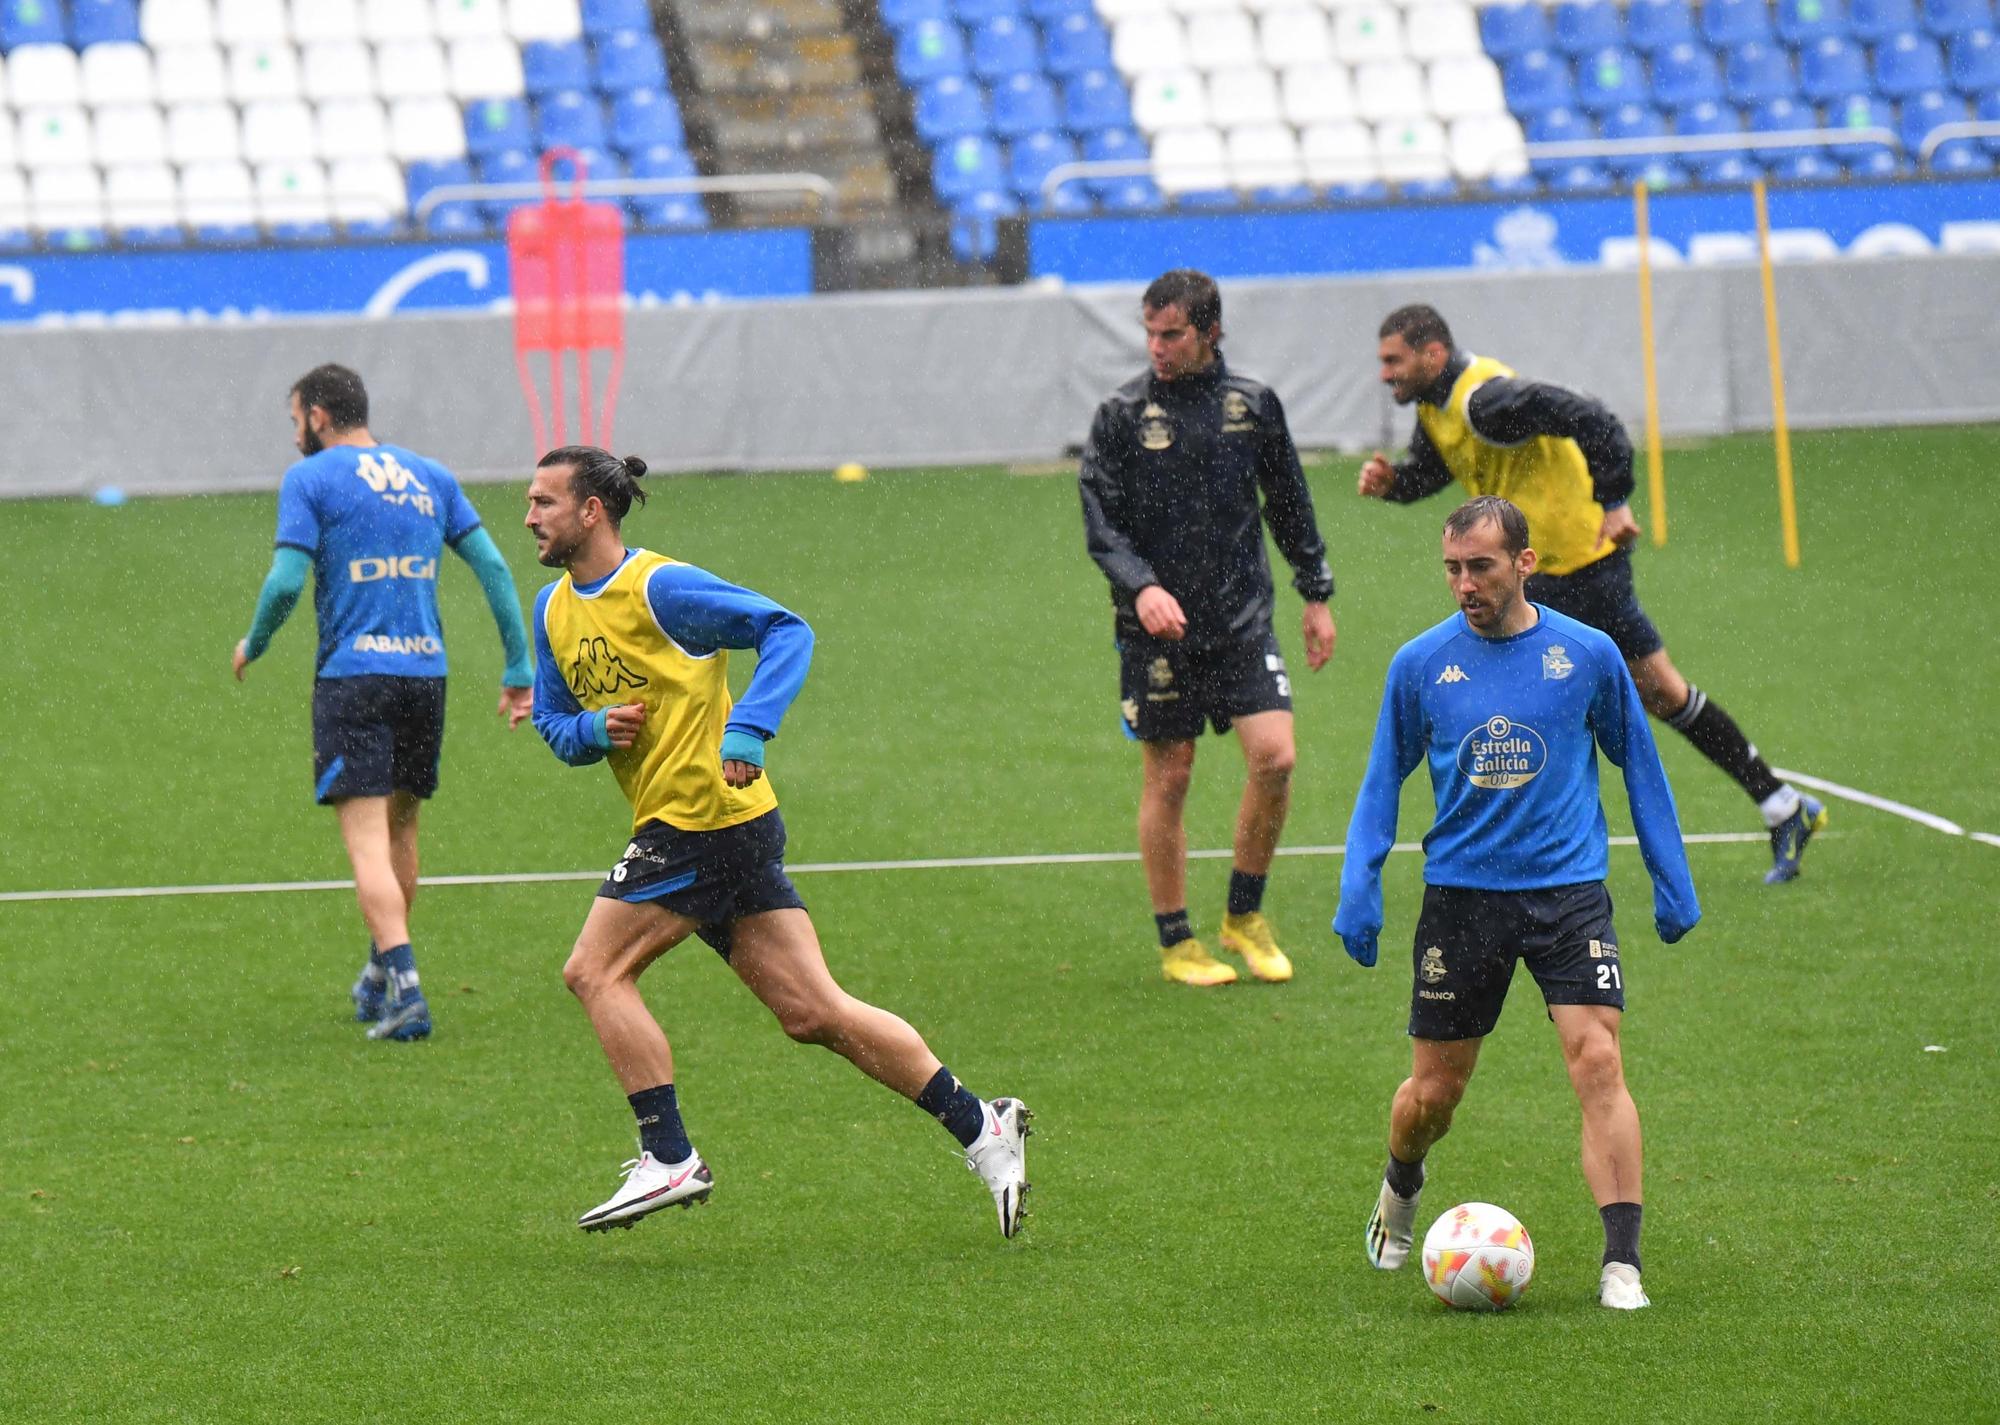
1751, 179, 1801, 568
1632, 181, 1667, 547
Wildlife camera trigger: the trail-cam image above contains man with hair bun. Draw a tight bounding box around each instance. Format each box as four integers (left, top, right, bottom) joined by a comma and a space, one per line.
524, 446, 1033, 1239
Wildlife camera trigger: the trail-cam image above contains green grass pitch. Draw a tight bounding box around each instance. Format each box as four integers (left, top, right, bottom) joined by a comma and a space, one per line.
2, 427, 1996, 1422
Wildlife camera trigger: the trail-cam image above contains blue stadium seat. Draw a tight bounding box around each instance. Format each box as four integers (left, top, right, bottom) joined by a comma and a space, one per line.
581, 0, 651, 38
406, 157, 475, 211
1702, 0, 1774, 46
1026, 178, 1093, 214
1526, 105, 1594, 173
1827, 90, 1897, 157
882, 0, 951, 26
914, 75, 989, 142
1503, 50, 1577, 115
1550, 160, 1615, 190
1950, 29, 2000, 91
1876, 31, 1948, 93
1979, 87, 2000, 151
1922, 0, 1995, 36
121, 224, 184, 248
1400, 177, 1461, 198
1932, 134, 1993, 164
1554, 1, 1625, 54
195, 223, 254, 246
1099, 177, 1165, 211
629, 143, 697, 179
466, 98, 535, 157
934, 133, 1006, 200
1029, 0, 1094, 21
1576, 47, 1648, 111
1063, 68, 1132, 131
70, 0, 139, 47
1705, 153, 1766, 180
1777, 0, 1851, 45
1801, 36, 1870, 99
1176, 187, 1240, 209
1599, 101, 1669, 173
1482, 3, 1554, 59
1652, 42, 1724, 106
422, 202, 488, 237
1726, 41, 1798, 102
1008, 129, 1078, 198
1083, 125, 1147, 193
1044, 13, 1113, 76
1673, 99, 1751, 175
595, 30, 668, 93
950, 189, 1019, 264
543, 146, 622, 187
971, 17, 1041, 79
991, 71, 1060, 136
1486, 170, 1543, 194
1770, 149, 1841, 178
612, 88, 684, 152
1, 0, 65, 48
525, 40, 593, 97
1252, 182, 1318, 204
1850, 0, 1919, 42
1900, 85, 1967, 152
1748, 95, 1816, 156
540, 91, 610, 149
634, 195, 709, 230
898, 20, 969, 81
1631, 158, 1691, 186
1326, 179, 1392, 201
1626, 0, 1696, 52
954, 0, 1024, 21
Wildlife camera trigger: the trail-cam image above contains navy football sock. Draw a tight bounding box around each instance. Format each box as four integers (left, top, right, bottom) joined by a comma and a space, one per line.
1227, 870, 1267, 917
1384, 1151, 1426, 1200
1154, 910, 1193, 948
359, 942, 386, 986
1601, 1201, 1643, 1271
379, 943, 419, 997
916, 1066, 986, 1148
628, 1083, 694, 1164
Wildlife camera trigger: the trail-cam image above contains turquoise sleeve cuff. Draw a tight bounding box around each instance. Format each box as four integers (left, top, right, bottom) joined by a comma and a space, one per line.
589, 709, 613, 751
455, 527, 533, 686
243, 546, 312, 661
719, 728, 766, 767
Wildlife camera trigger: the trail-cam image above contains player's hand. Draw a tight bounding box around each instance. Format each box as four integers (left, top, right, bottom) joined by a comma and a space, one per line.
232, 640, 250, 682
1302, 602, 1337, 671
602, 701, 647, 748
1600, 504, 1642, 548
1135, 584, 1187, 641
721, 759, 764, 789
499, 684, 533, 729
1358, 452, 1396, 498
1333, 919, 1379, 968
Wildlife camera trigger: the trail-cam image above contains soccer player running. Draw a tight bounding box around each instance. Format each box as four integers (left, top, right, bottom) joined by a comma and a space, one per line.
233, 363, 534, 1042
1080, 268, 1338, 988
1358, 304, 1826, 884
523, 446, 1031, 1237
1334, 496, 1700, 1310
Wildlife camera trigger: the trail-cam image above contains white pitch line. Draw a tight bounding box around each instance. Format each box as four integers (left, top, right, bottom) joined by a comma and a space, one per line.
0, 832, 1773, 906
1973, 833, 2000, 850
1772, 766, 1969, 837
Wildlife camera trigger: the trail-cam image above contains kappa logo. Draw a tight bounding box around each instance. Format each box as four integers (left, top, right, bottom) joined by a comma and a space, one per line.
352, 452, 436, 516
1543, 644, 1574, 680
569, 636, 649, 699
1436, 664, 1470, 684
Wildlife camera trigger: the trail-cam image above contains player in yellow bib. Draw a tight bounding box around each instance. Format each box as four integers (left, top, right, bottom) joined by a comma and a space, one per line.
525, 446, 1030, 1238
1357, 305, 1825, 885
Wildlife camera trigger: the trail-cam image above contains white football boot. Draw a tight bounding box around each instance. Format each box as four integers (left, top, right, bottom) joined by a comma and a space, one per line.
1364, 1179, 1422, 1270
965, 1098, 1032, 1239
1600, 1261, 1651, 1310
577, 1151, 714, 1232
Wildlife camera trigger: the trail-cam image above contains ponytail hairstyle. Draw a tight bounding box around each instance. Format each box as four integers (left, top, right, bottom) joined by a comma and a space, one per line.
539, 445, 649, 525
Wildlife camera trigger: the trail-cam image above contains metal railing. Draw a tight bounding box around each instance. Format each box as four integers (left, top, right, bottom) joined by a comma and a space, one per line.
1916, 118, 2000, 163
411, 173, 839, 225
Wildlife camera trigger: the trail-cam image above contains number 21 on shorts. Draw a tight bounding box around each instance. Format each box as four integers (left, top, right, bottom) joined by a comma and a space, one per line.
1266, 652, 1290, 698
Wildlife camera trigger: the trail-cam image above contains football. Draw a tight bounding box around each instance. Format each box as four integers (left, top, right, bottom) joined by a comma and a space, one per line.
1421, 1202, 1536, 1311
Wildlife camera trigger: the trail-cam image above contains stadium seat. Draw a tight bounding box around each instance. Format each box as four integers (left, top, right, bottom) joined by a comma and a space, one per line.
1226, 120, 1303, 186
241, 98, 316, 162
1008, 128, 1078, 197
1063, 68, 1132, 130
1406, 1, 1482, 61
991, 71, 1059, 135
1922, 0, 1995, 37
1749, 95, 1815, 156
1503, 50, 1576, 116
1850, 0, 1919, 42
9, 45, 82, 108
1900, 84, 1965, 152
1651, 41, 1722, 107
1554, 1, 1625, 56
1770, 147, 1838, 179
914, 74, 987, 141
155, 43, 228, 103
933, 133, 1005, 200
32, 164, 107, 232
1210, 65, 1281, 125
435, 0, 507, 40
1527, 104, 1593, 173
1670, 97, 1745, 174
291, 0, 360, 42
1876, 32, 1947, 94
1931, 133, 1992, 165
1280, 61, 1354, 123
1258, 6, 1332, 66
404, 154, 473, 207
1356, 57, 1427, 120
301, 40, 373, 99
948, 188, 1016, 263
580, 0, 648, 36
466, 96, 534, 155
1575, 47, 1647, 112
1599, 100, 1668, 174
450, 36, 528, 98
93, 104, 168, 165
898, 20, 969, 82
1187, 12, 1259, 71
1130, 67, 1207, 129
179, 158, 257, 238
1825, 89, 1895, 157
1449, 112, 1528, 177
1976, 88, 2000, 152
257, 158, 333, 228
423, 197, 487, 235
165, 101, 239, 163
316, 96, 389, 158
1480, 2, 1552, 59
595, 29, 667, 93
329, 152, 407, 222
1375, 115, 1451, 180
955, 0, 1025, 23
627, 141, 693, 179
1777, 0, 1851, 45
508, 0, 585, 43
228, 40, 303, 102
1549, 159, 1613, 189
972, 17, 1042, 79
538, 89, 606, 146
1333, 4, 1404, 63
1800, 35, 1869, 99
1114, 13, 1188, 71
1046, 14, 1114, 75
523, 39, 590, 95
1030, 0, 1091, 20
1080, 124, 1145, 192
217, 0, 287, 43
1625, 0, 1696, 52
882, 0, 950, 26
1301, 118, 1378, 183
633, 193, 707, 228
1430, 55, 1508, 120
141, 0, 215, 47
1174, 185, 1238, 209
378, 39, 450, 99
1701, 0, 1774, 46
610, 87, 682, 151
73, 0, 145, 47
81, 43, 156, 105
1727, 41, 1798, 103
105, 161, 181, 237
362, 0, 434, 41
1950, 30, 2000, 91
1151, 124, 1225, 191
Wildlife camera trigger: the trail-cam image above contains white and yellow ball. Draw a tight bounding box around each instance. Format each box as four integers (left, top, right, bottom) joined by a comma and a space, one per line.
1421, 1202, 1535, 1311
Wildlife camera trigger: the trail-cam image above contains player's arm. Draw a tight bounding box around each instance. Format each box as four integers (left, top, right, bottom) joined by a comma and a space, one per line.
1078, 402, 1159, 599
528, 586, 612, 766
1467, 378, 1636, 511
1590, 645, 1701, 943
234, 463, 320, 679
1253, 389, 1337, 669
1362, 424, 1456, 503
1332, 649, 1427, 966
436, 468, 535, 725
646, 564, 814, 780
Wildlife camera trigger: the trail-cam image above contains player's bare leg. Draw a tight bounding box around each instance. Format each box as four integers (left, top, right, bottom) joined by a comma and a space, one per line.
1552, 1003, 1650, 1307
562, 895, 696, 1092
1140, 739, 1232, 984
1220, 711, 1296, 981
336, 795, 430, 1038
1368, 1035, 1482, 1268
387, 790, 422, 913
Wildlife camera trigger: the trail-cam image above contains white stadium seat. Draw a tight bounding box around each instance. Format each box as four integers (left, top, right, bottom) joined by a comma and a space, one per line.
1152, 124, 1229, 190
1406, 1, 1483, 61
155, 44, 230, 103
1227, 120, 1305, 186
180, 158, 258, 226
141, 0, 219, 47
256, 157, 331, 223
316, 97, 391, 158
1427, 54, 1506, 119
167, 100, 242, 162
1130, 67, 1209, 130
376, 38, 451, 99
0, 166, 26, 229
507, 0, 584, 40
302, 40, 375, 99
1301, 118, 1377, 183
1354, 56, 1428, 121
0, 115, 14, 167
328, 153, 407, 220
228, 40, 303, 100
1258, 8, 1334, 67
1280, 61, 1357, 123
1207, 66, 1282, 126
80, 44, 158, 106
93, 104, 171, 165
18, 106, 95, 167
1096, 0, 1170, 20
32, 165, 106, 229
448, 35, 526, 97
217, 0, 290, 42
435, 0, 508, 39
9, 45, 83, 107
1374, 114, 1451, 180
1186, 12, 1259, 70
1334, 3, 1405, 63
1171, 0, 1243, 15
1241, 0, 1302, 15
290, 0, 361, 43
1114, 15, 1190, 73
389, 96, 468, 159
1448, 113, 1527, 177
106, 161, 181, 229
363, 0, 436, 40
242, 97, 317, 161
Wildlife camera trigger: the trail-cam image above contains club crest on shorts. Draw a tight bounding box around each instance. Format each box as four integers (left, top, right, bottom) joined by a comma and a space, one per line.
1421, 946, 1448, 984
1542, 644, 1574, 680
1121, 697, 1139, 727
1149, 657, 1174, 689
1139, 403, 1174, 451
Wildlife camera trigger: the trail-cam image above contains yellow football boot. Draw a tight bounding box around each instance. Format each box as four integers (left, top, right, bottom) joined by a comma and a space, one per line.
1219, 911, 1294, 983
1160, 938, 1238, 987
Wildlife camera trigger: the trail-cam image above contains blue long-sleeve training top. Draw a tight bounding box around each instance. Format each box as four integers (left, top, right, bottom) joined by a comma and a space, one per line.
530, 553, 814, 766
1334, 605, 1699, 966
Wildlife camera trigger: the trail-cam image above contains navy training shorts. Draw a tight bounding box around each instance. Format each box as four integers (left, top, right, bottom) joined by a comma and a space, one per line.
598, 809, 806, 959
1408, 882, 1625, 1041
311, 674, 447, 804
1117, 626, 1292, 741
1526, 547, 1663, 661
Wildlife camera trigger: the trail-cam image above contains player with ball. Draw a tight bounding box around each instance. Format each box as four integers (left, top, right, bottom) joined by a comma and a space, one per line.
1334, 497, 1701, 1310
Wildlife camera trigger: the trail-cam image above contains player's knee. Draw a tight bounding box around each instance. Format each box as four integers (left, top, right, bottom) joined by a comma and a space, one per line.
1249, 743, 1296, 784
1412, 1070, 1468, 1120
773, 992, 838, 1046
1147, 764, 1194, 805
1565, 1035, 1625, 1097
562, 944, 614, 1001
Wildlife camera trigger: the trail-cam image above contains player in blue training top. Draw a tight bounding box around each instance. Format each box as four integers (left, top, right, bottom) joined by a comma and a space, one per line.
1333, 496, 1700, 1312
232, 363, 535, 1043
